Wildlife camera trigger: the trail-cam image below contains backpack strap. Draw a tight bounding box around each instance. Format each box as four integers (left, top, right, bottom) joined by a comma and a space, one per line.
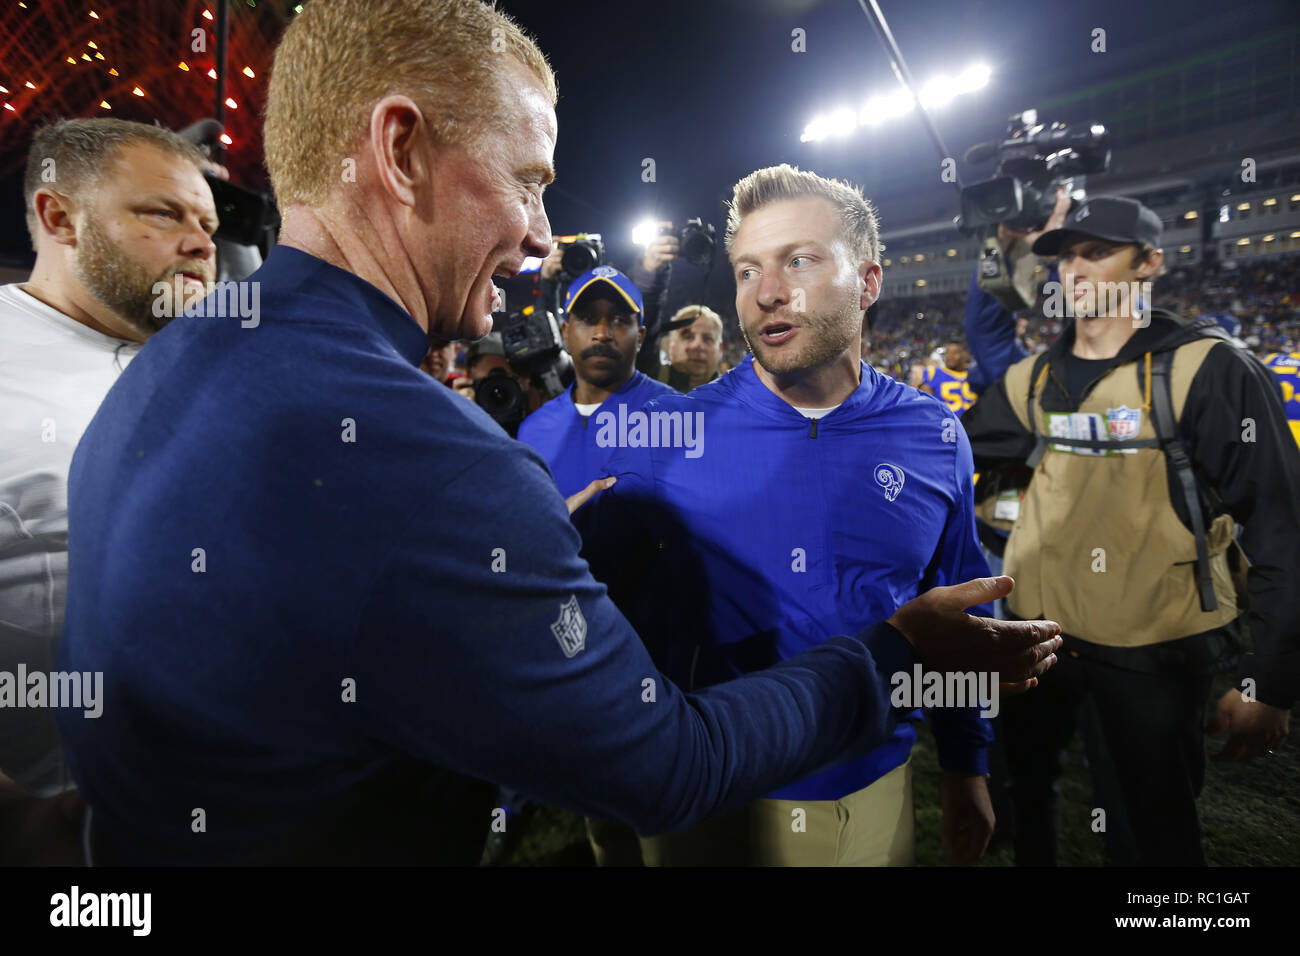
1024, 352, 1053, 469
1148, 349, 1218, 613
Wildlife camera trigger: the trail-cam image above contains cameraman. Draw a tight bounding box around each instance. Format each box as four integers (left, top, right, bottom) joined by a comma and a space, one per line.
961, 196, 1300, 865
463, 332, 542, 432
516, 267, 674, 499
965, 188, 1071, 395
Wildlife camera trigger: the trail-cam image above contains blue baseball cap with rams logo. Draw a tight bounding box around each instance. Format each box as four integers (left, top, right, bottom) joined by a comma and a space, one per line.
565, 266, 644, 324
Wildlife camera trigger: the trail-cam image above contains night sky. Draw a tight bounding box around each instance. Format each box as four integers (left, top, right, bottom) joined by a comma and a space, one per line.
502, 0, 1296, 314
2, 0, 1296, 315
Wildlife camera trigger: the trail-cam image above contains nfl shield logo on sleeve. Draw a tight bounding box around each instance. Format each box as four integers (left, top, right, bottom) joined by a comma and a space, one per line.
1106, 405, 1141, 440
551, 595, 588, 658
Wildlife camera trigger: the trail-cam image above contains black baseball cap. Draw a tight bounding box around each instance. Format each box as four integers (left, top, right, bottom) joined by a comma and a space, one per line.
1031, 196, 1162, 256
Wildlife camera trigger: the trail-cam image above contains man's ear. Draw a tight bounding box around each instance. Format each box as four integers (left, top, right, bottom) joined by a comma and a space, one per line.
32, 189, 79, 247
859, 259, 883, 311
1137, 248, 1163, 281
368, 94, 430, 209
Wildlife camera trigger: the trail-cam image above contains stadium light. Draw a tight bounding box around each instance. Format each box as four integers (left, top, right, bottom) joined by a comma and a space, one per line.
801, 62, 989, 143
918, 76, 954, 109
954, 63, 992, 95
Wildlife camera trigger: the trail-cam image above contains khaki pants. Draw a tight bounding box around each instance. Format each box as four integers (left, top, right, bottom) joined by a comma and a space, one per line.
639, 760, 914, 866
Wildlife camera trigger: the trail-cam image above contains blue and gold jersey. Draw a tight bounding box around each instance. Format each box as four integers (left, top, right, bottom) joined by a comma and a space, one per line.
923, 363, 977, 416
1262, 351, 1300, 448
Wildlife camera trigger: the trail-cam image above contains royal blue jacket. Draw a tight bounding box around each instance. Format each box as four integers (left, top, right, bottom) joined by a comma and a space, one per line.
964, 266, 1026, 396
56, 246, 923, 864
576, 355, 993, 801
517, 371, 676, 498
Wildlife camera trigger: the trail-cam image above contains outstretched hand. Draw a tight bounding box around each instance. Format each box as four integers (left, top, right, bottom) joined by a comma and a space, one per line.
888, 576, 1061, 696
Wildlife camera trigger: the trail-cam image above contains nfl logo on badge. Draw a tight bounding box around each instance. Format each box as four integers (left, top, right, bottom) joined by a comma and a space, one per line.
1106, 405, 1141, 440
551, 595, 587, 658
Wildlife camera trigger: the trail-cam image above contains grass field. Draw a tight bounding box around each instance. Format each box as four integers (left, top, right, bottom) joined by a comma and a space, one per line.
500, 673, 1300, 867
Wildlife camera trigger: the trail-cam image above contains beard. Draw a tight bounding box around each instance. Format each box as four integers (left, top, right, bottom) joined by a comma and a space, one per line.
740, 296, 861, 377
74, 219, 208, 337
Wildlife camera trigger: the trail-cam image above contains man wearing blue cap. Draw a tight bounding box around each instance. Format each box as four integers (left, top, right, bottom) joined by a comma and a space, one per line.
517, 266, 675, 499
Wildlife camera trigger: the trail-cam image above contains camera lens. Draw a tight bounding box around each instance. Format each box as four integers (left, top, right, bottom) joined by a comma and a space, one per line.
474, 369, 525, 434
678, 219, 716, 267
561, 241, 600, 277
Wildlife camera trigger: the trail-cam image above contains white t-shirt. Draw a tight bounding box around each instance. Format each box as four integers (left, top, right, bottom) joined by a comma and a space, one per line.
573, 401, 602, 416
793, 403, 843, 420
0, 283, 139, 793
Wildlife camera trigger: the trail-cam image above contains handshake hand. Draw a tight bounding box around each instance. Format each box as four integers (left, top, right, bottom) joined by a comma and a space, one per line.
889, 575, 1060, 695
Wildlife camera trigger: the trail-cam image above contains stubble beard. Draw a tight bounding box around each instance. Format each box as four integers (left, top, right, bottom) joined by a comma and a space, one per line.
742, 298, 861, 377
75, 218, 186, 337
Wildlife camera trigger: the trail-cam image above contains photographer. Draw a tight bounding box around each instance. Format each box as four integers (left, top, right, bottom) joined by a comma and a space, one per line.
420, 335, 458, 385
961, 196, 1300, 865
461, 332, 543, 433
516, 267, 674, 498
656, 304, 725, 392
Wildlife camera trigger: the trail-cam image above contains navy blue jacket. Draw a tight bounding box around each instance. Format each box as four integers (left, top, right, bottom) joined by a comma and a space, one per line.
517, 371, 675, 498
576, 355, 994, 801
56, 246, 922, 864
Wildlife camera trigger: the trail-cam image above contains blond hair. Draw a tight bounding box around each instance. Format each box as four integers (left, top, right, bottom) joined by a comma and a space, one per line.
667, 304, 723, 339
725, 163, 880, 265
264, 0, 556, 208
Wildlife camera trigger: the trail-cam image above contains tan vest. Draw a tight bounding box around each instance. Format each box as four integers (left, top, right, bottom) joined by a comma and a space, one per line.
1001, 339, 1238, 647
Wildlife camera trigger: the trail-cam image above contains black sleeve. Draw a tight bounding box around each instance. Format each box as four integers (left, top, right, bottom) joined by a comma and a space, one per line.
961, 374, 1037, 470
538, 274, 563, 317
1180, 342, 1300, 708
628, 259, 672, 375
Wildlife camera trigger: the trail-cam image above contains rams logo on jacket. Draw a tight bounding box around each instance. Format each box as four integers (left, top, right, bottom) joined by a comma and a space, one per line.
875, 463, 905, 502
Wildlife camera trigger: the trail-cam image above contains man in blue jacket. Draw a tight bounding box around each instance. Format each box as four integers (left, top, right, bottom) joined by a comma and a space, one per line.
517, 267, 675, 498
55, 0, 1061, 866
577, 164, 1000, 866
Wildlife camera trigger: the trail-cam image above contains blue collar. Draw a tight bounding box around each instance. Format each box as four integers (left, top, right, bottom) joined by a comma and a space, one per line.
731, 353, 878, 421
258, 245, 431, 367
567, 370, 649, 413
